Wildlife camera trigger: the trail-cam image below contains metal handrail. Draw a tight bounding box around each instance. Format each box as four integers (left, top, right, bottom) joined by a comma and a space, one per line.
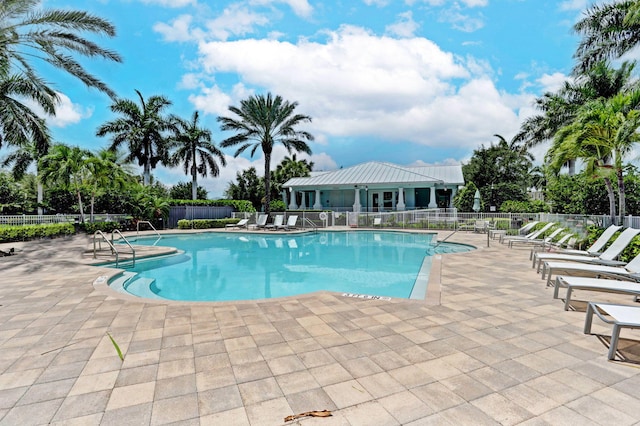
302, 217, 318, 232
137, 220, 161, 239
111, 229, 136, 268
432, 230, 457, 249
93, 230, 119, 267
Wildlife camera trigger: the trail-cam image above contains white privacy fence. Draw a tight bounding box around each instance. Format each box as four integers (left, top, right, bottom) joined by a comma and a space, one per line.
0, 214, 129, 226
4, 210, 633, 236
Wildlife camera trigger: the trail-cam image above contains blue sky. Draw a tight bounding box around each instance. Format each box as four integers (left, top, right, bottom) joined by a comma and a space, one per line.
32, 0, 591, 197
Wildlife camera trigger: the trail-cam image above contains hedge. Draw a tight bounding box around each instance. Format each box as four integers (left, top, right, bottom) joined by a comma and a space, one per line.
0, 223, 75, 243
177, 218, 239, 229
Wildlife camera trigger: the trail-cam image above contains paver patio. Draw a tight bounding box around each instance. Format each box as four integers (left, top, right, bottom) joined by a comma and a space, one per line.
0, 230, 639, 425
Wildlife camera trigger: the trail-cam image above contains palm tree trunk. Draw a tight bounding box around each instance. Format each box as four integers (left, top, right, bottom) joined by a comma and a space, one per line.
264, 153, 271, 214
76, 190, 86, 223
37, 181, 43, 215
191, 163, 197, 200
604, 177, 617, 225
91, 193, 95, 223
617, 167, 626, 224
143, 162, 151, 186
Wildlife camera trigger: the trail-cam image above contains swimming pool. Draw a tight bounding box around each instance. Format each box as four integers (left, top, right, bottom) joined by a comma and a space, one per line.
109, 231, 473, 302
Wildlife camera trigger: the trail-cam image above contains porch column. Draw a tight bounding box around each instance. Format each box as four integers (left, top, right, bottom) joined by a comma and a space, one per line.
428, 186, 437, 208
397, 187, 405, 211
289, 190, 298, 210
313, 189, 323, 210
300, 192, 307, 210
352, 188, 361, 212
281, 190, 287, 206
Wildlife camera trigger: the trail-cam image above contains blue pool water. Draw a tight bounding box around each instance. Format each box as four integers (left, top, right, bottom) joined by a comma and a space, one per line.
110, 231, 473, 302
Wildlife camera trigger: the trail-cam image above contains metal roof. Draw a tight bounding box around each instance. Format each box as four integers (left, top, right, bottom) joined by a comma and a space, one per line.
284, 161, 464, 188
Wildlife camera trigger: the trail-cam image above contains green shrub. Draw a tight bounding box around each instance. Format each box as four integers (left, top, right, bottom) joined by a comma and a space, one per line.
499, 200, 549, 213
177, 218, 238, 229
80, 221, 122, 234
0, 223, 75, 243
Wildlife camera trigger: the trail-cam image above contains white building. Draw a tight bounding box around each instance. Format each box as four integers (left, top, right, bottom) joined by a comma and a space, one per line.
282, 161, 464, 212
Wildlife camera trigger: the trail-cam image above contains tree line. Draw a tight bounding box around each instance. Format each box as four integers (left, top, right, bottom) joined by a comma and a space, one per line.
0, 1, 314, 221
456, 1, 640, 224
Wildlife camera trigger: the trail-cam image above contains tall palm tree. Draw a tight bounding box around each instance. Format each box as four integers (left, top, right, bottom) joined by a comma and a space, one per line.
573, 0, 640, 73
39, 143, 91, 222
169, 111, 226, 200
96, 90, 173, 186
516, 61, 638, 175
218, 93, 314, 214
0, 67, 53, 152
0, 0, 122, 99
1, 139, 47, 214
547, 90, 640, 223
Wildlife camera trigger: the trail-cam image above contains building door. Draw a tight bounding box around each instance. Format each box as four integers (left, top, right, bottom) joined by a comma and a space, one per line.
415, 189, 429, 209
372, 193, 379, 212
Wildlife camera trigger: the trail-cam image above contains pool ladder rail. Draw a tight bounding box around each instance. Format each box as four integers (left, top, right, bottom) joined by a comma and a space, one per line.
93, 230, 136, 268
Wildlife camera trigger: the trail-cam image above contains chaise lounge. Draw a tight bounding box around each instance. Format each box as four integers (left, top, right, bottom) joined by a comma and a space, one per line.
540, 227, 640, 282
584, 302, 640, 360
554, 276, 640, 311
225, 218, 249, 229
533, 224, 622, 268
542, 248, 640, 287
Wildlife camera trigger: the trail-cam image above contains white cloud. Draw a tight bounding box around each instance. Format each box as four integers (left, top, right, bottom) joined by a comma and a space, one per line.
559, 0, 587, 12
249, 0, 313, 18
385, 11, 419, 38
439, 7, 484, 32
153, 14, 196, 42
363, 0, 390, 6
187, 25, 530, 154
537, 72, 569, 93
140, 0, 197, 8
24, 92, 93, 128
204, 4, 270, 41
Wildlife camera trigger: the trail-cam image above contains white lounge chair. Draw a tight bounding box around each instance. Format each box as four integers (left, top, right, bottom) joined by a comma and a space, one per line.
266, 215, 284, 230
529, 233, 574, 260
250, 214, 268, 230
554, 276, 640, 311
225, 218, 249, 229
497, 221, 540, 243
542, 247, 640, 287
532, 224, 622, 268
501, 222, 555, 245
540, 227, 640, 280
280, 215, 298, 230
584, 302, 640, 360
373, 217, 382, 227
508, 227, 564, 249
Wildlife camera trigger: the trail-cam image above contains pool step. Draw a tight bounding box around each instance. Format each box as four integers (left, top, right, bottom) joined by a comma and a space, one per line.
109, 272, 165, 300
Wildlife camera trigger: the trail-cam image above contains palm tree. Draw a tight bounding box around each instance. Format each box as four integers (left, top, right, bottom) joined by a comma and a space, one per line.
96, 90, 173, 186
85, 149, 134, 222
39, 144, 91, 222
0, 0, 122, 99
0, 67, 53, 152
218, 93, 314, 214
272, 153, 314, 200
1, 139, 47, 214
517, 61, 637, 147
573, 0, 640, 73
169, 111, 226, 200
547, 90, 640, 223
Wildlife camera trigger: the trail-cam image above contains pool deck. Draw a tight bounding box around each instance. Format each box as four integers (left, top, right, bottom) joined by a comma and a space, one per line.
0, 229, 639, 425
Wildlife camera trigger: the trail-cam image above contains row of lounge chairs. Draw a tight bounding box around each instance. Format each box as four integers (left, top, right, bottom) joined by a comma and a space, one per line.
225, 215, 299, 231
510, 223, 640, 361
